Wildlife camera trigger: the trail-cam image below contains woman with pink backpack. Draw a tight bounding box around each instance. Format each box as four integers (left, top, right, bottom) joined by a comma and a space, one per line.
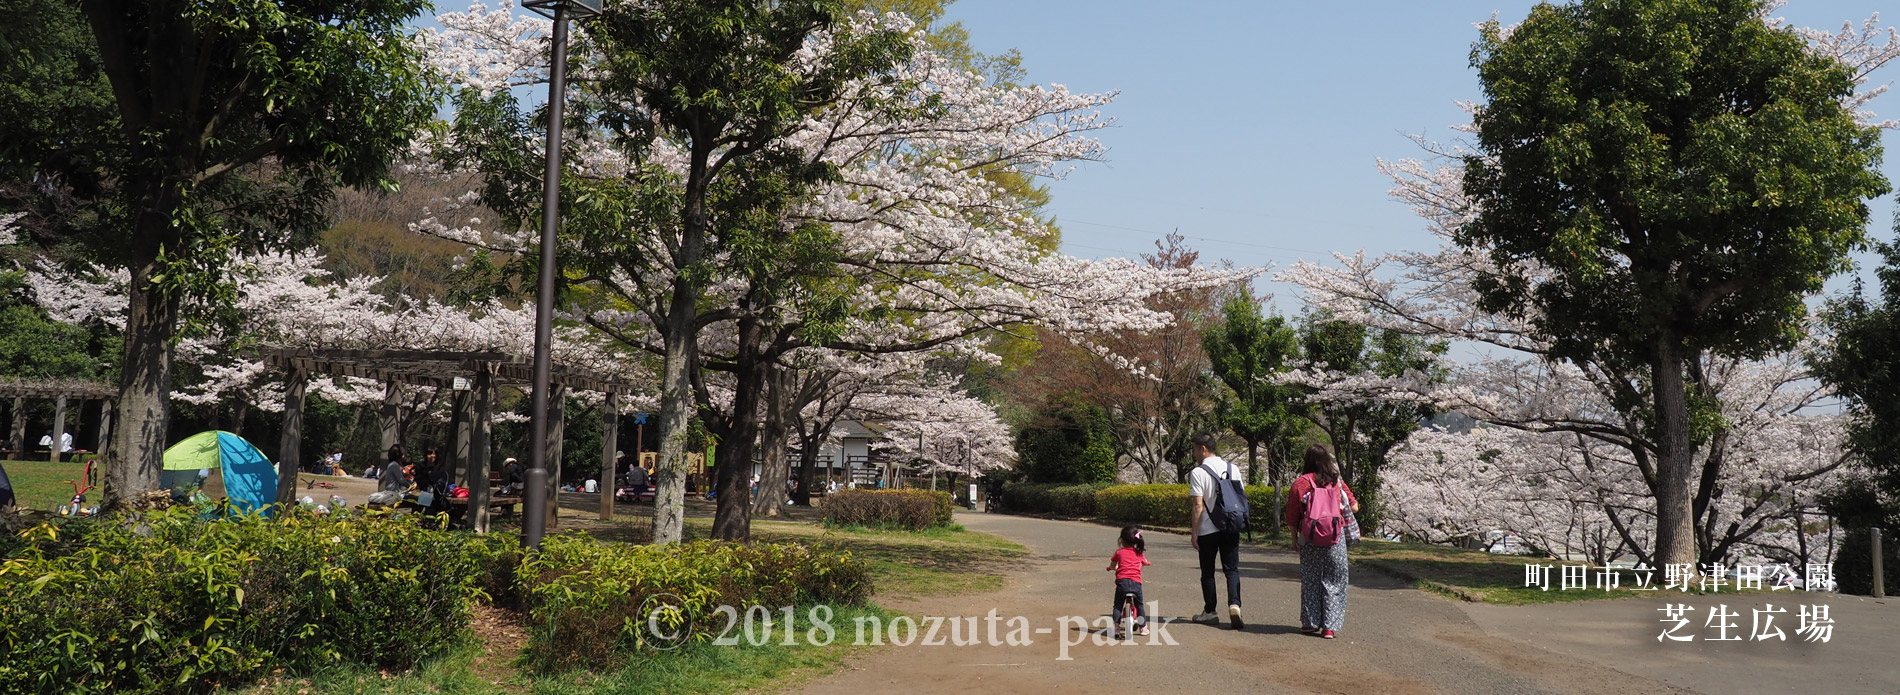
1284, 444, 1359, 639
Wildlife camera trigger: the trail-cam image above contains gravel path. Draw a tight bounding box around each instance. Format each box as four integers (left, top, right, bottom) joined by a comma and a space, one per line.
790, 512, 1702, 695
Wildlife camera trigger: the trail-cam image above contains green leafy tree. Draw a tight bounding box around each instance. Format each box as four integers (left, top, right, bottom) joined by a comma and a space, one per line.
1014, 392, 1116, 484
1813, 241, 1900, 540
1462, 0, 1890, 567
0, 273, 108, 380
1204, 291, 1304, 533
1296, 318, 1441, 533
0, 0, 440, 505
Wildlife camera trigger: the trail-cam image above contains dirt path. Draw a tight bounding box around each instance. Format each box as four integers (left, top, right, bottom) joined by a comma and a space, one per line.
789, 513, 1691, 695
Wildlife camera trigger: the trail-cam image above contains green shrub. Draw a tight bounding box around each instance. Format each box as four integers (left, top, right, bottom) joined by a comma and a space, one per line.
1001, 481, 1114, 516
1092, 483, 1284, 530
1095, 484, 1192, 525
518, 535, 870, 671
0, 508, 491, 695
819, 489, 951, 530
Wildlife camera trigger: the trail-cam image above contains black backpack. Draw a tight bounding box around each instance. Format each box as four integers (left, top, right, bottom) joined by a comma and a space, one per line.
1200, 462, 1250, 533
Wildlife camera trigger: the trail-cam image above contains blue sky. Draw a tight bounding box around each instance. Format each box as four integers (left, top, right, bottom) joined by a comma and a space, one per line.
939, 0, 1900, 312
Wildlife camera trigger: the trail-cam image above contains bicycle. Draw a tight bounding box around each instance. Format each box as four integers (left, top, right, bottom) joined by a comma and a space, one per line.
61, 457, 98, 516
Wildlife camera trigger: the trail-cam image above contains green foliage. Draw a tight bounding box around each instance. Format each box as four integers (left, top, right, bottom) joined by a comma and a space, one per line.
1463, 0, 1889, 363
516, 535, 871, 672
0, 509, 493, 695
1464, 0, 1889, 566
1814, 243, 1900, 528
1832, 527, 1900, 596
3, 0, 443, 296
1094, 483, 1283, 531
1203, 292, 1305, 486
819, 489, 953, 530
999, 481, 1114, 516
0, 272, 108, 379
1012, 393, 1117, 484
1295, 316, 1442, 534
1094, 484, 1192, 527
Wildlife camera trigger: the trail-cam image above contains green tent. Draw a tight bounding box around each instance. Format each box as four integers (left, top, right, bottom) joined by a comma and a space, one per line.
162, 431, 277, 515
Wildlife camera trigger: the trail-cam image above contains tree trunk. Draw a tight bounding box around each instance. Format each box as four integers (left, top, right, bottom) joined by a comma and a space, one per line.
1245, 440, 1260, 486
710, 313, 765, 541
104, 263, 179, 507
649, 143, 714, 545
1650, 335, 1698, 572
752, 365, 792, 518
649, 294, 696, 545
793, 412, 842, 507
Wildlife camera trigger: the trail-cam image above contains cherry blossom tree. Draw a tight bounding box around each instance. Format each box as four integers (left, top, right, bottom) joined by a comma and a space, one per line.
419, 2, 1256, 541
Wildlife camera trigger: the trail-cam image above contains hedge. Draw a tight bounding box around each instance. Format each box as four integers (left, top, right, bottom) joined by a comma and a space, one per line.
1094, 484, 1194, 526
518, 535, 871, 670
1001, 482, 1285, 531
0, 508, 497, 695
1001, 481, 1115, 516
1106, 484, 1281, 531
820, 489, 953, 530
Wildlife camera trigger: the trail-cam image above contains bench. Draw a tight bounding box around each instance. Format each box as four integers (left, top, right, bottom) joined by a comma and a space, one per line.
449, 495, 522, 515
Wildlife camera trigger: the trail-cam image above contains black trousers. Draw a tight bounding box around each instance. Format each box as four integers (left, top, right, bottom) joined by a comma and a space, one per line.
1112, 577, 1146, 627
1198, 529, 1241, 613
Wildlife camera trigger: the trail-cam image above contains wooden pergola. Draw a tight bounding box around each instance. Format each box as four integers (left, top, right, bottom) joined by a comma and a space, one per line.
266, 349, 635, 533
1, 378, 117, 462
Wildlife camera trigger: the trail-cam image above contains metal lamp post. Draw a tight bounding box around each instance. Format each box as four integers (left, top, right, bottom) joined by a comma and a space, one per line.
520, 0, 601, 549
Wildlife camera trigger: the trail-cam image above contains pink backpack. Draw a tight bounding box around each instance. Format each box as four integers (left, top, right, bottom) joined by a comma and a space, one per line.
1300, 477, 1343, 547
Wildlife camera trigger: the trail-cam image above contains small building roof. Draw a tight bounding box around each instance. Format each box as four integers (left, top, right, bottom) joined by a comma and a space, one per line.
265, 348, 635, 395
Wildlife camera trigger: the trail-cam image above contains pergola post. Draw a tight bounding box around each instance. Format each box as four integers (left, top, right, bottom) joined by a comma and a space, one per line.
451, 389, 472, 488
7, 397, 22, 460
96, 399, 114, 458
599, 392, 618, 521
544, 384, 567, 530
277, 366, 309, 505
380, 380, 402, 456
469, 366, 495, 533
50, 395, 67, 462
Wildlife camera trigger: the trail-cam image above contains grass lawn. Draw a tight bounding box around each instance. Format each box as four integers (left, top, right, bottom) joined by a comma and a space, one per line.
1343, 539, 1634, 605
735, 520, 1028, 598
1258, 537, 1767, 605
232, 518, 1025, 695
2, 459, 94, 512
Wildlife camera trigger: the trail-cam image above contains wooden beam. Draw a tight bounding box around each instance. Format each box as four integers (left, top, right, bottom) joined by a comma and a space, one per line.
599, 392, 618, 521
281, 358, 457, 390
0, 378, 117, 400
469, 366, 495, 533
452, 389, 472, 488
277, 366, 308, 506
380, 381, 403, 457
268, 348, 512, 363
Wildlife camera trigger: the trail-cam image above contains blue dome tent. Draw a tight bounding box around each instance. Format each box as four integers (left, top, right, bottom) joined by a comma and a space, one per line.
162, 431, 278, 516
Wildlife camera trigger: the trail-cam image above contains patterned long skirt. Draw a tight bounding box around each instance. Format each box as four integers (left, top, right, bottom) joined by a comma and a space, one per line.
1298, 540, 1350, 631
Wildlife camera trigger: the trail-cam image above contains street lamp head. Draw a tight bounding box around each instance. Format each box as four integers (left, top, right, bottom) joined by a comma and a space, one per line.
522, 0, 602, 20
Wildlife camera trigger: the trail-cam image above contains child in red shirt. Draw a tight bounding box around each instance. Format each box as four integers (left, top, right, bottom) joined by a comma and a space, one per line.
1107, 525, 1153, 639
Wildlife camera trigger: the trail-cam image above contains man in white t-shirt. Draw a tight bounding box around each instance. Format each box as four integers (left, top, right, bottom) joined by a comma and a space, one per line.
1187, 432, 1244, 628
